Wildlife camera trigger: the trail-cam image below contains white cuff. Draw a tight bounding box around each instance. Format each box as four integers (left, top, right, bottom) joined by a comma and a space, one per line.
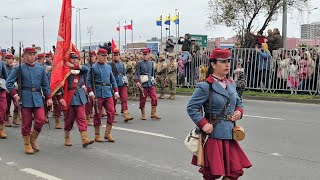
88, 92, 94, 97
82, 85, 86, 88
114, 92, 119, 96
13, 94, 18, 98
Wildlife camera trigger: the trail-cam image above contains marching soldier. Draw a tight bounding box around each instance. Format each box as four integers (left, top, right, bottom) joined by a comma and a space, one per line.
6, 47, 53, 154
108, 49, 133, 122
156, 55, 167, 99
57, 52, 94, 147
134, 49, 161, 120
125, 55, 135, 100
84, 50, 96, 126
87, 48, 119, 142
4, 54, 20, 127
37, 53, 45, 66
44, 52, 62, 129
0, 54, 8, 139
166, 53, 178, 100
132, 54, 139, 101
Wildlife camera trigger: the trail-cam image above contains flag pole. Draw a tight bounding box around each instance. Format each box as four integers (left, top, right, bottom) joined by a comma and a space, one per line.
118, 21, 121, 52
131, 19, 134, 51
168, 14, 171, 38
125, 20, 127, 51
178, 12, 180, 38
160, 15, 163, 53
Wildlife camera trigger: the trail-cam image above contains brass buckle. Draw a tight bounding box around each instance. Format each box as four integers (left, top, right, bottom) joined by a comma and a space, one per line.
102, 83, 106, 86
31, 88, 37, 92
226, 115, 232, 120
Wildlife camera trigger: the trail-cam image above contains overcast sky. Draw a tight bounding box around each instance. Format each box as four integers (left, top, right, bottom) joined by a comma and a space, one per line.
0, 0, 319, 51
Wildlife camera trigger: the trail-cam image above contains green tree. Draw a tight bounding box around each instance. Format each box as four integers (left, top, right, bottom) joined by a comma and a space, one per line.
208, 0, 309, 47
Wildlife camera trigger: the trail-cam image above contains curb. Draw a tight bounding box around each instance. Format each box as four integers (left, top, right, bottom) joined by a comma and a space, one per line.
176, 92, 320, 105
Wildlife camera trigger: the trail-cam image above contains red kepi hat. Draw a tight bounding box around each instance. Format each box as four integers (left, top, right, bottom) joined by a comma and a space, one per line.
97, 48, 108, 55
24, 47, 37, 54
209, 48, 232, 61
5, 54, 14, 59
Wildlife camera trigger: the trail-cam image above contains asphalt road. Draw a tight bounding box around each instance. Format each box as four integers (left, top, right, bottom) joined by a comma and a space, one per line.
0, 96, 320, 180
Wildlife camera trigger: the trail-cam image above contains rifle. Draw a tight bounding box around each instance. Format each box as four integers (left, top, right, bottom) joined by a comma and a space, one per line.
17, 42, 23, 120
89, 46, 99, 114
197, 132, 205, 167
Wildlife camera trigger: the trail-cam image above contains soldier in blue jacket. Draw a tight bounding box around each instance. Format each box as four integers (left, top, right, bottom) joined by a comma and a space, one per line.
56, 52, 94, 148
0, 55, 8, 139
4, 54, 20, 127
134, 49, 161, 120
87, 48, 120, 142
187, 48, 251, 180
84, 50, 97, 126
108, 48, 133, 122
6, 47, 53, 155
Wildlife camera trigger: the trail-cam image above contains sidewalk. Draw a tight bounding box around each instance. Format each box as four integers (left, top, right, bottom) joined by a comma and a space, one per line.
175, 92, 320, 105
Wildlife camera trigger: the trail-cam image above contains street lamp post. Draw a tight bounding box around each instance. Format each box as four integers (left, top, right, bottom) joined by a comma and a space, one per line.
72, 6, 88, 51
4, 16, 20, 48
42, 16, 45, 53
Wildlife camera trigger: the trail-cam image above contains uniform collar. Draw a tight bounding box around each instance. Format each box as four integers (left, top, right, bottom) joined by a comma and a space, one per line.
25, 62, 35, 67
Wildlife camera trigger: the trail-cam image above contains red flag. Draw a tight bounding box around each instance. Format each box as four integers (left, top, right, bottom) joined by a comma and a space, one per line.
111, 39, 117, 51
127, 20, 133, 30
127, 24, 132, 30
50, 0, 72, 96
116, 26, 120, 32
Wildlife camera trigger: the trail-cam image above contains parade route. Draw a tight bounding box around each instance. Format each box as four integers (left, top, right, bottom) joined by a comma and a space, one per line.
1, 96, 320, 180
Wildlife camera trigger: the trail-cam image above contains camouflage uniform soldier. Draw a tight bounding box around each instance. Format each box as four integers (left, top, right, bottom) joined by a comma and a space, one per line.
156, 55, 167, 99
125, 55, 135, 100
132, 54, 139, 101
166, 53, 177, 100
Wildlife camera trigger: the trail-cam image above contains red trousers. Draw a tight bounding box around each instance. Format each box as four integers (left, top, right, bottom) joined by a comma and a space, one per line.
113, 86, 128, 112
53, 95, 62, 118
64, 105, 87, 131
0, 91, 7, 124
21, 107, 46, 136
6, 93, 18, 114
93, 97, 115, 126
85, 97, 93, 116
139, 86, 158, 109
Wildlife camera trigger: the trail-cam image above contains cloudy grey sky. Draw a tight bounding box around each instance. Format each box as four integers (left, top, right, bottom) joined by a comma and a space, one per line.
0, 0, 319, 51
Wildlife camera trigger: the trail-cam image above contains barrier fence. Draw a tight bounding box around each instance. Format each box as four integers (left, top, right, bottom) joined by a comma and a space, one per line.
177, 48, 320, 95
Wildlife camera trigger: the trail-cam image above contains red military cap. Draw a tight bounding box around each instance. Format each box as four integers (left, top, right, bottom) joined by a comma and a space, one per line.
142, 48, 150, 55
209, 48, 231, 61
113, 48, 120, 55
89, 50, 96, 56
37, 53, 45, 58
45, 52, 53, 57
5, 54, 14, 59
97, 48, 108, 55
24, 47, 37, 54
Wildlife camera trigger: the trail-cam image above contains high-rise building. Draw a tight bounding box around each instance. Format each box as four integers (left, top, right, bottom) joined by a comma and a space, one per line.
301, 22, 320, 39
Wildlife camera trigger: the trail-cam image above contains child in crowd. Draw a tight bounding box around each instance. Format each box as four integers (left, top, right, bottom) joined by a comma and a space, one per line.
234, 59, 246, 98
287, 59, 299, 94
177, 55, 185, 86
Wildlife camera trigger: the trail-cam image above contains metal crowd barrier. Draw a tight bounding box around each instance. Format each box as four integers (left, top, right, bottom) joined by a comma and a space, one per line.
177, 48, 320, 95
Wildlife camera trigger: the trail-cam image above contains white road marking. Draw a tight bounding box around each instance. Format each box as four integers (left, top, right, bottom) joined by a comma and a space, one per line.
20, 168, 63, 180
244, 115, 285, 120
102, 125, 177, 140
269, 153, 282, 157
5, 162, 16, 166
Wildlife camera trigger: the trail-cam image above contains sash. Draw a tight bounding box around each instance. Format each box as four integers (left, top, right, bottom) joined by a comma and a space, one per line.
63, 74, 80, 111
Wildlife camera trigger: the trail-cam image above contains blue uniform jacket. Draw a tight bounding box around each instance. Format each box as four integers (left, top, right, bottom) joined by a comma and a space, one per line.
108, 61, 126, 87
5, 64, 15, 77
0, 61, 8, 91
134, 60, 155, 88
45, 62, 52, 83
6, 63, 51, 108
68, 65, 88, 106
87, 62, 118, 98
187, 76, 244, 139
